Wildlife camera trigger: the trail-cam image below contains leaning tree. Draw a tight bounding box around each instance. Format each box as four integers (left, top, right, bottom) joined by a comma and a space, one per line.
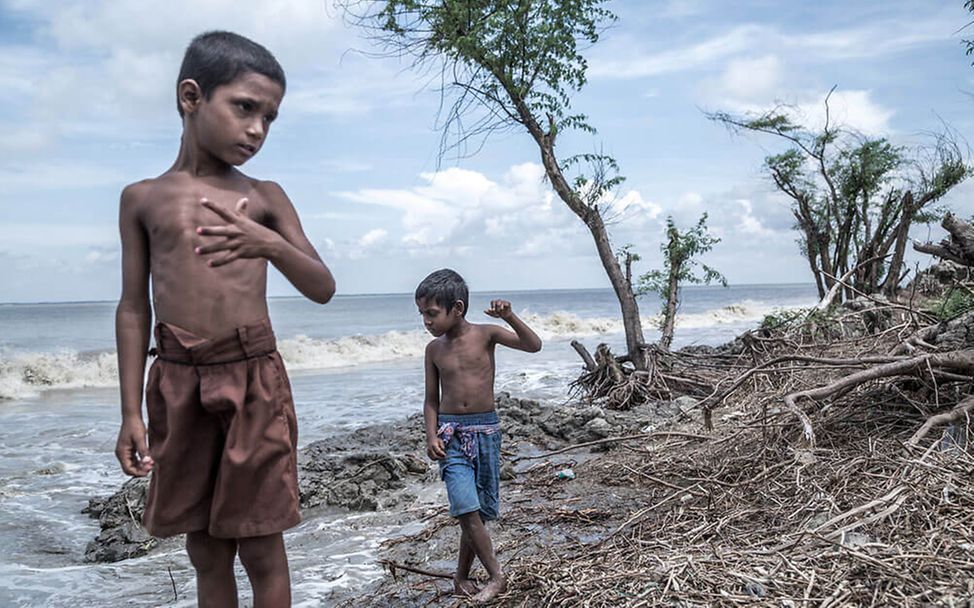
710, 90, 967, 304
341, 0, 652, 369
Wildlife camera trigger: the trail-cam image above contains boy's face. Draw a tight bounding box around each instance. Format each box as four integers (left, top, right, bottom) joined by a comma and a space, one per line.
417, 297, 460, 337
187, 71, 284, 166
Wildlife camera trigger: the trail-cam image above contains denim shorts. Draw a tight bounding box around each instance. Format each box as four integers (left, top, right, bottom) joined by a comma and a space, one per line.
438, 411, 502, 521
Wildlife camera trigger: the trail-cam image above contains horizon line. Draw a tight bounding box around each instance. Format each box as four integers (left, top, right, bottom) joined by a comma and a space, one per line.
0, 282, 818, 306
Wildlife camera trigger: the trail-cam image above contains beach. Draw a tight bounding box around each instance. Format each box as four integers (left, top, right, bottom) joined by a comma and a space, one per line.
0, 285, 818, 607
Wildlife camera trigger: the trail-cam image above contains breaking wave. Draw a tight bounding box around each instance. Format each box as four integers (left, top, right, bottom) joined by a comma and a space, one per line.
0, 301, 796, 400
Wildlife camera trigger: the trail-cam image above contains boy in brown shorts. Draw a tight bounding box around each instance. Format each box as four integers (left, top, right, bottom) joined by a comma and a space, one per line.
113, 31, 335, 607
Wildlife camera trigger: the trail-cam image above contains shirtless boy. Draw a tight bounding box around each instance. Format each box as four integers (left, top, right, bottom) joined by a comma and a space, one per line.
416, 269, 542, 603
114, 31, 334, 607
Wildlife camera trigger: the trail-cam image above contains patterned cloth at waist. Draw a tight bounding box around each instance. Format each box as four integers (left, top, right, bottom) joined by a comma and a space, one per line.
437, 421, 500, 461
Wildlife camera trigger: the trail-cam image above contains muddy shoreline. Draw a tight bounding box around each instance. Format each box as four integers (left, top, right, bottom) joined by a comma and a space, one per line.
325, 395, 694, 606
83, 392, 682, 589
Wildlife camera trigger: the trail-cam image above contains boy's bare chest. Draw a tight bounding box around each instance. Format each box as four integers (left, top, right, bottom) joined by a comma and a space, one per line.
144, 186, 267, 248
435, 339, 493, 376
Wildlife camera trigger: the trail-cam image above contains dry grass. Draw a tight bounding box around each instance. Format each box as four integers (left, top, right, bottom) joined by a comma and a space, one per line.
501, 402, 974, 607
499, 306, 974, 607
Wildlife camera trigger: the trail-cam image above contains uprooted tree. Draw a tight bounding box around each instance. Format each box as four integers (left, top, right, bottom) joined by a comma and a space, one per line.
341, 0, 652, 370
638, 213, 725, 351
709, 90, 967, 303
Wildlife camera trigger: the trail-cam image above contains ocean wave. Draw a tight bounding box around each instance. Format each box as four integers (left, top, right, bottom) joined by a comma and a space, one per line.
0, 350, 119, 401
278, 330, 428, 371
522, 312, 624, 337
669, 299, 794, 329
0, 302, 803, 400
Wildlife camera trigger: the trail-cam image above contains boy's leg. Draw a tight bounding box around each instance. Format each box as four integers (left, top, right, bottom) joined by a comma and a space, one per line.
454, 528, 479, 596
237, 532, 291, 608
186, 531, 239, 608
457, 512, 507, 602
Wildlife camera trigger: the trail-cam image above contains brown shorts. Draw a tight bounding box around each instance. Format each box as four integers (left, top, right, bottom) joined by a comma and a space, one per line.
142, 319, 300, 539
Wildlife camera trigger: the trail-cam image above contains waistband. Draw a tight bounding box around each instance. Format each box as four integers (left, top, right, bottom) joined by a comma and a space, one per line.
437, 411, 500, 426
152, 318, 277, 366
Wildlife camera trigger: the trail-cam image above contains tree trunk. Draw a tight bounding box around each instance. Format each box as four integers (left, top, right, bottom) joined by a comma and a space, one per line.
659, 264, 680, 350
624, 251, 634, 289
944, 213, 974, 262
881, 192, 915, 297
571, 339, 596, 371
816, 229, 835, 293
795, 209, 826, 299
503, 88, 648, 370
585, 212, 648, 369
914, 213, 974, 267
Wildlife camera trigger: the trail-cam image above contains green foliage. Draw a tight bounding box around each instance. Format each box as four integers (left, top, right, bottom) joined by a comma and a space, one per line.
637, 213, 726, 312
766, 149, 807, 182
758, 306, 846, 342
759, 307, 810, 331
832, 139, 901, 204
372, 0, 615, 135
565, 151, 626, 206
965, 1, 974, 61
615, 243, 641, 264
745, 112, 799, 133
934, 288, 974, 320
927, 155, 969, 200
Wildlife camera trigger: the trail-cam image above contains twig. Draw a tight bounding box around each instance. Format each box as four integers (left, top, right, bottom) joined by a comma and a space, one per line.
167, 566, 178, 603
379, 559, 454, 581
513, 431, 710, 462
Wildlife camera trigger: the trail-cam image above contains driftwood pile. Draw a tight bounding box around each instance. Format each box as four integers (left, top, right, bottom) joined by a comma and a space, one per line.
524, 215, 974, 606
503, 393, 974, 606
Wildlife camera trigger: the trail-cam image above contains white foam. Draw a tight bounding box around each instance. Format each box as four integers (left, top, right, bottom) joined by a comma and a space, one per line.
669, 299, 791, 329
277, 330, 428, 371
522, 311, 623, 338
0, 304, 810, 400
0, 350, 119, 400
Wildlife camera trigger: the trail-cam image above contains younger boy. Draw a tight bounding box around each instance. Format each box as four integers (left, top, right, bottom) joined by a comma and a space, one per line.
114, 31, 335, 607
416, 269, 542, 603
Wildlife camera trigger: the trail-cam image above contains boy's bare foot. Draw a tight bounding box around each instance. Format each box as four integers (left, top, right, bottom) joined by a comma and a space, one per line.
453, 573, 480, 597
471, 575, 506, 603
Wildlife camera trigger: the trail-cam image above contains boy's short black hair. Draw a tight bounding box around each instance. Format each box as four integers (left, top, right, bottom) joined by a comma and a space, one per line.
415, 269, 469, 317
177, 31, 286, 116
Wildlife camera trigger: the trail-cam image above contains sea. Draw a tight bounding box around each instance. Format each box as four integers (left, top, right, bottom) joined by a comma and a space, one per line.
0, 285, 818, 607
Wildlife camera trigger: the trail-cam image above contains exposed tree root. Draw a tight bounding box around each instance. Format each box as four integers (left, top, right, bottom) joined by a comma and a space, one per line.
909, 395, 974, 446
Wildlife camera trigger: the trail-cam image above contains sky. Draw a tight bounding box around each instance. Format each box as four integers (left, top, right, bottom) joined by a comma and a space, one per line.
1, 0, 974, 303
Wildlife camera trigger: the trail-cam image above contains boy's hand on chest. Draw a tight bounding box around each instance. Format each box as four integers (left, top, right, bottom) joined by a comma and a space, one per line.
194, 196, 281, 267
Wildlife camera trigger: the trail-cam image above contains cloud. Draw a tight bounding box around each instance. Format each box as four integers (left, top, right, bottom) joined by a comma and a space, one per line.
715, 55, 782, 102
660, 0, 708, 19
792, 89, 895, 136
713, 88, 897, 137
592, 12, 958, 80
358, 228, 388, 248
0, 0, 413, 150
734, 199, 777, 237
591, 26, 759, 79
0, 223, 116, 248
84, 246, 120, 264
337, 162, 662, 259
336, 228, 391, 260
17, 0, 343, 62
0, 162, 127, 193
